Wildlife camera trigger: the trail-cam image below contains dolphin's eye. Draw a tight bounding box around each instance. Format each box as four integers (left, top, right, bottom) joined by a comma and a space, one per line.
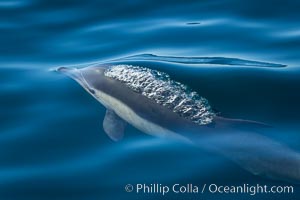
89, 88, 95, 94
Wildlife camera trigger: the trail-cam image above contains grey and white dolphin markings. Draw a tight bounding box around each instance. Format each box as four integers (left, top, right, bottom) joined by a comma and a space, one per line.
57, 64, 300, 183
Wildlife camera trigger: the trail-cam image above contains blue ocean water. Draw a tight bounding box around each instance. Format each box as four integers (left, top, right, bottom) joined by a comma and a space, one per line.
1, 0, 300, 199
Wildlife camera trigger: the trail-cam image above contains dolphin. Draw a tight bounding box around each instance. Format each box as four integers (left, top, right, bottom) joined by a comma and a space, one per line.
57, 64, 300, 183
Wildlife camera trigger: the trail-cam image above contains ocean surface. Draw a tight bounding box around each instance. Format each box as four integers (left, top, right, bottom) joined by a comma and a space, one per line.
1, 0, 300, 199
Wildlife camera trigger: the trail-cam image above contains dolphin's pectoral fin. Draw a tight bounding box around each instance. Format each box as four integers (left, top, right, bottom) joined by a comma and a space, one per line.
103, 109, 127, 141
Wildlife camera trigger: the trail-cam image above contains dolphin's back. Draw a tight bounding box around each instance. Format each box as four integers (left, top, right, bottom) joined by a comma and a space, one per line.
104, 65, 216, 125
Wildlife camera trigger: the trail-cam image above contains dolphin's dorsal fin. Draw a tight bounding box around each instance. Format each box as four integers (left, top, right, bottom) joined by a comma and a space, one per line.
103, 109, 127, 141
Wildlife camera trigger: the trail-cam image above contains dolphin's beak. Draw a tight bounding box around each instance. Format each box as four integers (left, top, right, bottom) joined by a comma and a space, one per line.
57, 67, 94, 94
56, 67, 81, 80
57, 66, 86, 85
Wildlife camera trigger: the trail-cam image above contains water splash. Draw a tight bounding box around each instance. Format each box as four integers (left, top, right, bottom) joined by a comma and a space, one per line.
104, 65, 215, 125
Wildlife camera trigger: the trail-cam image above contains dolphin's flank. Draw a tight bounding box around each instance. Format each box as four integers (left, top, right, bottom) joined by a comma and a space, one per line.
57, 64, 300, 183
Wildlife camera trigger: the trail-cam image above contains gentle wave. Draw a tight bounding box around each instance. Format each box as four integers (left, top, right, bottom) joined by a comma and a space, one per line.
115, 54, 286, 68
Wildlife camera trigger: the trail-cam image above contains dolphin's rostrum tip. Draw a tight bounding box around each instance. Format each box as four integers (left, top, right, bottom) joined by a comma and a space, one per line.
56, 66, 71, 73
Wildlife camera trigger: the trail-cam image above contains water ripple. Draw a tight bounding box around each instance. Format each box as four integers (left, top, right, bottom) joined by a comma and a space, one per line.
116, 54, 286, 68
